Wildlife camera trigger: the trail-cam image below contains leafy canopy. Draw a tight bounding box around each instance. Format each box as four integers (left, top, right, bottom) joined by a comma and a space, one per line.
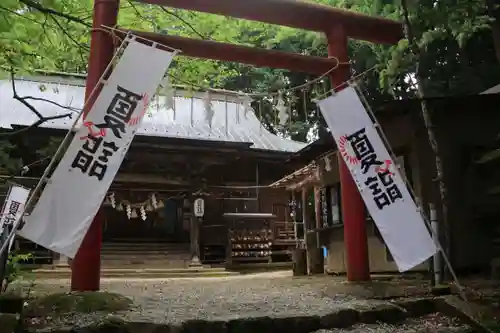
0, 0, 498, 147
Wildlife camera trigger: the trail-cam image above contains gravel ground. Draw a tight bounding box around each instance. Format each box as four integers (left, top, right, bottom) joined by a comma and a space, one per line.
23, 272, 381, 325
15, 272, 471, 331
314, 313, 470, 332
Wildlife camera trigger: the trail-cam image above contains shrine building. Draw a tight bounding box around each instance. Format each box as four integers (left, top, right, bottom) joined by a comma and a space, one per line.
271, 91, 500, 275
0, 73, 304, 271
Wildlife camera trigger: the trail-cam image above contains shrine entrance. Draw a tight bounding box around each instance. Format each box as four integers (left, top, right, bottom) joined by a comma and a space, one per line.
76, 0, 404, 290
102, 201, 189, 243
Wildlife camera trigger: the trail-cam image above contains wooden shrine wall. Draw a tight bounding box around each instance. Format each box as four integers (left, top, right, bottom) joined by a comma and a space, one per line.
200, 187, 290, 244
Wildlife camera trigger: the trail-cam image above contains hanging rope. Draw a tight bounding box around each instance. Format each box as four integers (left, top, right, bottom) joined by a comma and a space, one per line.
167, 58, 343, 99
5, 24, 347, 106
313, 65, 378, 101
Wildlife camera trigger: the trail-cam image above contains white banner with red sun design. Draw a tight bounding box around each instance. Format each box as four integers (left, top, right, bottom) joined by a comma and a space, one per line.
318, 86, 437, 272
19, 40, 175, 258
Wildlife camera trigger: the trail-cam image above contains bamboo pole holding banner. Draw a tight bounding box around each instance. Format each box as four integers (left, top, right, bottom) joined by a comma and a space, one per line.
0, 184, 14, 292
351, 82, 467, 301
429, 203, 442, 285
0, 32, 182, 263
0, 33, 136, 260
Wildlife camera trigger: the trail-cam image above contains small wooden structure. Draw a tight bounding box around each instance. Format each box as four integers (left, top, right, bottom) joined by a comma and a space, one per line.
270, 162, 325, 274
224, 213, 275, 265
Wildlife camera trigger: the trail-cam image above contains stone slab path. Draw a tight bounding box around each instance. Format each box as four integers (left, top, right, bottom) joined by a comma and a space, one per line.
314, 313, 469, 332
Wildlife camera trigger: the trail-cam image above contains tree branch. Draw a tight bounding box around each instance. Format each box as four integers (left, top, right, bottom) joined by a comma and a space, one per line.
18, 0, 91, 28
160, 7, 207, 40
17, 95, 81, 113
400, 0, 450, 279
1, 69, 73, 137
401, 0, 421, 57
50, 15, 90, 51
126, 0, 207, 40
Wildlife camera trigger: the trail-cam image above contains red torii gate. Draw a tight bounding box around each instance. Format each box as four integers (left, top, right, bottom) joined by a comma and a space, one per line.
73, 0, 403, 291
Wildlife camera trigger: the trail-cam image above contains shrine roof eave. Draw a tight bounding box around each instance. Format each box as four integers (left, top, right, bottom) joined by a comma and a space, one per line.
4, 125, 293, 160
0, 77, 306, 153
269, 162, 320, 191
288, 134, 336, 165
136, 0, 403, 44
5, 124, 251, 149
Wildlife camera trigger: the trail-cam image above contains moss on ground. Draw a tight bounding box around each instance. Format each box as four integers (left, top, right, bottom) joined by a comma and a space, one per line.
24, 291, 133, 317
0, 314, 18, 332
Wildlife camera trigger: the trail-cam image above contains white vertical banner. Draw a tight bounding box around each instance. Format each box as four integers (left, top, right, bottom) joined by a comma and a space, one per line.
19, 40, 176, 258
0, 185, 30, 252
318, 86, 437, 272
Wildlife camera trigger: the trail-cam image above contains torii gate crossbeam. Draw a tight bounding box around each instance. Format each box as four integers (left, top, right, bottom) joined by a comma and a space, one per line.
71, 0, 403, 291
138, 0, 403, 44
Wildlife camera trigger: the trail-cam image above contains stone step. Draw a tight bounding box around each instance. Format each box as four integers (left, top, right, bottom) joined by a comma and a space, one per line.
101, 243, 190, 251
102, 261, 189, 268
102, 258, 190, 266
101, 254, 191, 260
32, 267, 238, 279
100, 249, 191, 255
105, 238, 178, 243
99, 242, 193, 268
101, 242, 190, 253
101, 248, 190, 254
102, 241, 189, 246
101, 253, 191, 260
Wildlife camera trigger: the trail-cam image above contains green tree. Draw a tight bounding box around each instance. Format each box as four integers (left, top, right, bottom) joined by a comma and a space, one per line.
380, 0, 499, 97
0, 0, 499, 146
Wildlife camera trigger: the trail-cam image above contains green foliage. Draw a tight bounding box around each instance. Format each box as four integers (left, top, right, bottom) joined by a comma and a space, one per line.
0, 0, 89, 75
35, 137, 62, 157
3, 252, 32, 291
24, 291, 133, 316
381, 0, 499, 97
0, 0, 499, 144
484, 322, 500, 332
0, 140, 22, 174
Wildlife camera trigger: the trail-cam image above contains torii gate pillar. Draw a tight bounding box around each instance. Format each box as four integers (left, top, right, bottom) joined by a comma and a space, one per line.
71, 0, 120, 291
327, 25, 371, 282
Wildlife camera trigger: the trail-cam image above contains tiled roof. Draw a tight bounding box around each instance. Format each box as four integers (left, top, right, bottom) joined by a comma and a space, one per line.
0, 76, 306, 153
481, 84, 500, 94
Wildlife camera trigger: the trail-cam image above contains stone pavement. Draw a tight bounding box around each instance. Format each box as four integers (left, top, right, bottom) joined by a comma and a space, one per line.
314, 314, 469, 332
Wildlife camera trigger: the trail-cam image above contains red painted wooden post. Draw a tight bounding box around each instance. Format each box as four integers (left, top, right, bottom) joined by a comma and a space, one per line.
326, 25, 371, 282
71, 0, 120, 291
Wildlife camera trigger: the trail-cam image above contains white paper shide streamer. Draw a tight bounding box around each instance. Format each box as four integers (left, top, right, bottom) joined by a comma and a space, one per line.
19, 40, 176, 258
318, 86, 437, 272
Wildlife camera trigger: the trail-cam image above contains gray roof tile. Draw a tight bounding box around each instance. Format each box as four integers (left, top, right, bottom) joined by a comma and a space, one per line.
0, 77, 306, 152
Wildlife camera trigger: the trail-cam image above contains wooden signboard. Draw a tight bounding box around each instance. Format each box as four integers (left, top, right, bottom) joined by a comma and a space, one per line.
319, 187, 330, 228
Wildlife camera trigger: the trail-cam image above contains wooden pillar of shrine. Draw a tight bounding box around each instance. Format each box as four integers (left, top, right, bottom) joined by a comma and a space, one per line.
189, 199, 202, 267
303, 188, 323, 274
308, 187, 324, 274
